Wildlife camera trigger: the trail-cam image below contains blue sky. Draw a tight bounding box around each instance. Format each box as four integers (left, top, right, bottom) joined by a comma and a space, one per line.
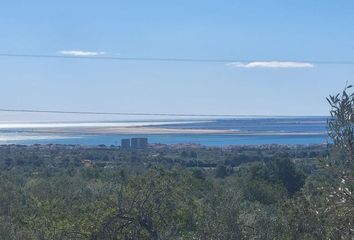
0, 0, 354, 120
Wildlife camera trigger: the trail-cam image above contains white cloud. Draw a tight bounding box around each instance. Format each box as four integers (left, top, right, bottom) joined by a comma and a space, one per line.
227, 61, 314, 68
58, 50, 106, 56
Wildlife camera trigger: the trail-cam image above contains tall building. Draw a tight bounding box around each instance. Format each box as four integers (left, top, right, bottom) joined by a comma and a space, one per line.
131, 138, 148, 149
121, 139, 131, 149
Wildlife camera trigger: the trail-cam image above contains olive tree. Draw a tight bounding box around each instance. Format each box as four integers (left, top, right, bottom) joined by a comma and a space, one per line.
325, 85, 354, 237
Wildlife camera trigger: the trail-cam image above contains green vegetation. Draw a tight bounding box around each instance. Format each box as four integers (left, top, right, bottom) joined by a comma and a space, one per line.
0, 88, 353, 239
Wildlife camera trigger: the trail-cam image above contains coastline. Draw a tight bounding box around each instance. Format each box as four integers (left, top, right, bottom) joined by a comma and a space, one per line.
36, 126, 237, 135
34, 126, 327, 136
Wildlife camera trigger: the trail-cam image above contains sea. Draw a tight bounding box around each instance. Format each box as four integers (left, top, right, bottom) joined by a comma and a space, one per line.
0, 117, 329, 146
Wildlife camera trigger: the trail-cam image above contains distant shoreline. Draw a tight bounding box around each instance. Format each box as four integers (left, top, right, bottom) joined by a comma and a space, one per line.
36, 126, 238, 135
33, 126, 327, 136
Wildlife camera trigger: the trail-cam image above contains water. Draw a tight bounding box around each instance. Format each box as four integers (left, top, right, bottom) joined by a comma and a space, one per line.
0, 117, 329, 146
157, 117, 328, 133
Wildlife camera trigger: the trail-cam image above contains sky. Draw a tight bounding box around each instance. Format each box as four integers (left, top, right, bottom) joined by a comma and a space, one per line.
0, 0, 354, 121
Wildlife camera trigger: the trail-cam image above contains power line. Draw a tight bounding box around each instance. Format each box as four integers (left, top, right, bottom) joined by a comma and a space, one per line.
1, 53, 354, 65
0, 108, 284, 118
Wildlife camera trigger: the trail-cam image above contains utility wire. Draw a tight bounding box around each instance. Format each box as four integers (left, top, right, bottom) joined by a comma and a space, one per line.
0, 108, 283, 118
1, 53, 354, 65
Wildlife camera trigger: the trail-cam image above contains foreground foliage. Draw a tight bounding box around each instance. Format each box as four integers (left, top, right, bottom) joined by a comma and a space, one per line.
0, 88, 353, 239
